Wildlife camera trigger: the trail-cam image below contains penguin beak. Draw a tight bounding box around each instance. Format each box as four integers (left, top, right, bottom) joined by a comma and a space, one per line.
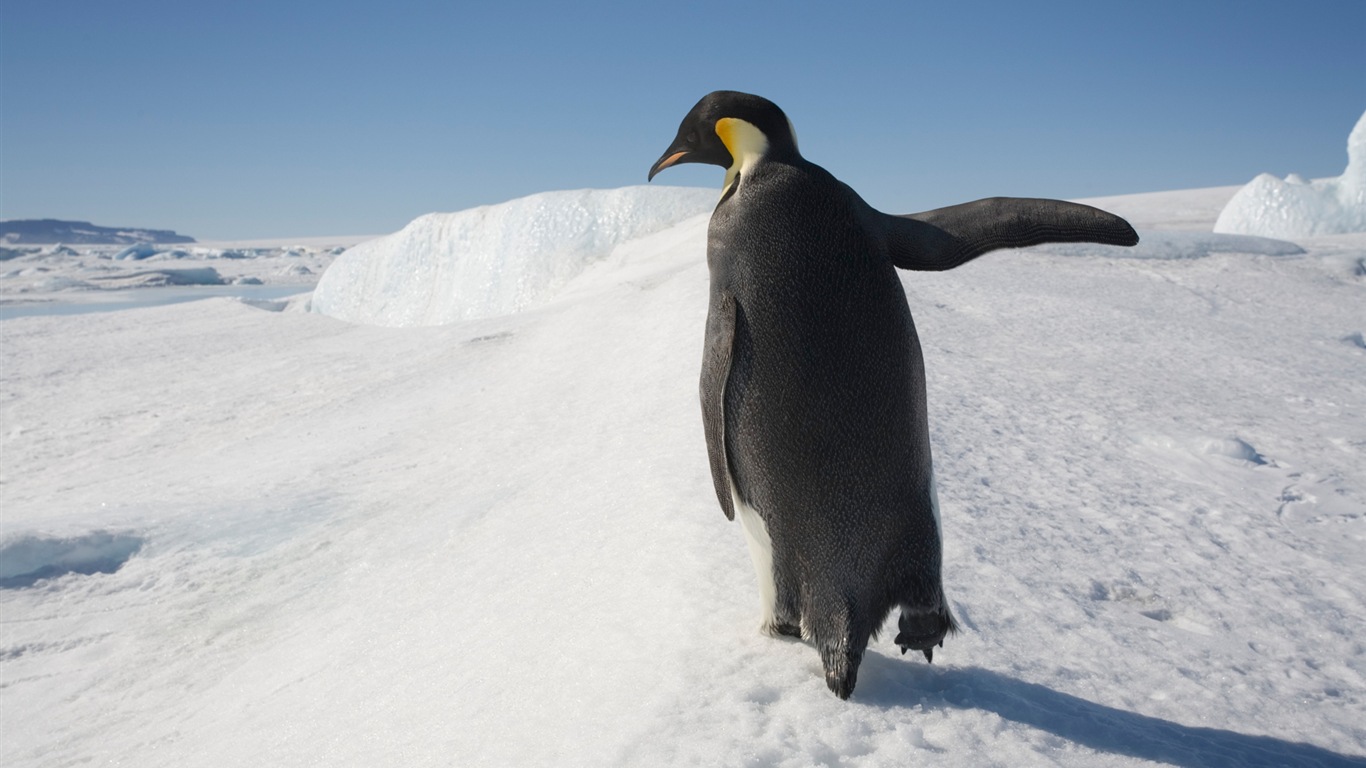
648, 147, 689, 182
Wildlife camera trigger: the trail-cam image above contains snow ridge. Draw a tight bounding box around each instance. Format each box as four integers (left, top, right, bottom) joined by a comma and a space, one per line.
311, 186, 716, 327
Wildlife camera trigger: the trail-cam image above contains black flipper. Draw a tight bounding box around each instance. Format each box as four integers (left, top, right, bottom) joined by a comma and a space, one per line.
700, 291, 737, 520
884, 197, 1139, 272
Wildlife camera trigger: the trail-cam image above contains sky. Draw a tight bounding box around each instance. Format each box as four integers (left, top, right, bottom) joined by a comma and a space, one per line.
2, 0, 1364, 240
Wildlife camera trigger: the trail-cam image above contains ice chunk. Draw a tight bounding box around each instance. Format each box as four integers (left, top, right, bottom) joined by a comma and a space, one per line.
111, 243, 160, 261
311, 186, 716, 327
86, 267, 224, 288
1214, 110, 1366, 238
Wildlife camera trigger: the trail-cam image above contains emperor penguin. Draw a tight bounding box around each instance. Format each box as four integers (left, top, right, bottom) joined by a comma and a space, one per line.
648, 91, 1138, 699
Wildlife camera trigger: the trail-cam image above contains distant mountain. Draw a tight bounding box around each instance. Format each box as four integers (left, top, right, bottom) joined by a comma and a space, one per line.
0, 219, 195, 245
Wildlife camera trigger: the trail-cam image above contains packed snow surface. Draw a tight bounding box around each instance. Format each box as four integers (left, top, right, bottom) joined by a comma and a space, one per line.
1215, 110, 1366, 238
2, 185, 1364, 767
311, 186, 717, 326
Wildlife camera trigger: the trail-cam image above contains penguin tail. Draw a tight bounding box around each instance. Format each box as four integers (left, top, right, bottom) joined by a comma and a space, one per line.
895, 603, 959, 662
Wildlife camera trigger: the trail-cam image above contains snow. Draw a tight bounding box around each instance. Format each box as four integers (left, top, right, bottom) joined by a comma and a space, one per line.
2, 184, 1364, 767
1029, 230, 1304, 260
311, 186, 717, 327
0, 236, 365, 311
1215, 110, 1366, 238
1069, 186, 1245, 232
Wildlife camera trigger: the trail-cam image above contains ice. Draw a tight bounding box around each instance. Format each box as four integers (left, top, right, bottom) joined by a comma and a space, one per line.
310, 186, 717, 327
85, 266, 226, 288
1214, 110, 1366, 238
0, 238, 361, 304
2, 185, 1363, 766
0, 531, 144, 588
111, 243, 160, 260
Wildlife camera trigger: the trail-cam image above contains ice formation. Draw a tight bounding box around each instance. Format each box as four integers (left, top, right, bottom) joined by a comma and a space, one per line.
112, 243, 160, 260
311, 186, 717, 327
0, 531, 143, 588
1214, 110, 1366, 238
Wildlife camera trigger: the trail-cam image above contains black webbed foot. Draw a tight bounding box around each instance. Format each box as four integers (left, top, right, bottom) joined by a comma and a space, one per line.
895, 605, 957, 661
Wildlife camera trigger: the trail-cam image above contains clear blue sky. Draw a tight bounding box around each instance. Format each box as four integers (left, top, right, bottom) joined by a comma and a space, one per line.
2, 0, 1363, 239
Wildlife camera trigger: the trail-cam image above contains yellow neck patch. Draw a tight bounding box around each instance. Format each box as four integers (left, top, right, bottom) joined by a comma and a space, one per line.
715, 117, 769, 198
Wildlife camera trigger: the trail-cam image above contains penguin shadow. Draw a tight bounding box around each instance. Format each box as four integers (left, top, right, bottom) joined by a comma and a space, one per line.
853, 653, 1366, 768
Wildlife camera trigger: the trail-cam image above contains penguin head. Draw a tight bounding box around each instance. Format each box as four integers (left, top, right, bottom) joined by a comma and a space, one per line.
648, 91, 800, 182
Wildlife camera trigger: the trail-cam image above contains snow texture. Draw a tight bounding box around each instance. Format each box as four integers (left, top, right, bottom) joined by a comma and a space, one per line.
1215, 110, 1366, 238
2, 185, 1364, 767
1029, 230, 1304, 259
0, 237, 363, 309
310, 186, 717, 326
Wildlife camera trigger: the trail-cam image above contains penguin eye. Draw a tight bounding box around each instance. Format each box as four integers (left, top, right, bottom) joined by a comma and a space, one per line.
686, 131, 698, 144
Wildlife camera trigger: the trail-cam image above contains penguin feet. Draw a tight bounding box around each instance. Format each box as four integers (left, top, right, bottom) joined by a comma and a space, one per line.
759, 618, 803, 640
759, 620, 802, 639
895, 604, 958, 663
762, 595, 804, 639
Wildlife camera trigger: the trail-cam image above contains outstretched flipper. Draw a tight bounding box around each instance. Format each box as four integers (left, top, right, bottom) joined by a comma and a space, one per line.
700, 291, 737, 520
884, 197, 1139, 272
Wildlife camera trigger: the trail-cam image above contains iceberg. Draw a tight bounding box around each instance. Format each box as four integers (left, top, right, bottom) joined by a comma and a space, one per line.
1214, 110, 1366, 238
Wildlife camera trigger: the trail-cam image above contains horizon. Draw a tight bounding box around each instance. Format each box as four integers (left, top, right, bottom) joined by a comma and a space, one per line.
2, 1, 1364, 240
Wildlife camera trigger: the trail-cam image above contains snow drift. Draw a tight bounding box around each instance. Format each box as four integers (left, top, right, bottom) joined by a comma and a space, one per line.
311, 186, 717, 327
1215, 109, 1366, 238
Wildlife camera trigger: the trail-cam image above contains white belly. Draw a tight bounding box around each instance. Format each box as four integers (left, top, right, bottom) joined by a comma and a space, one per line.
730, 479, 776, 632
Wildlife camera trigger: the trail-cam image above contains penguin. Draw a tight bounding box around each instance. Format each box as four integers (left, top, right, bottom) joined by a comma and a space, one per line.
648, 91, 1138, 699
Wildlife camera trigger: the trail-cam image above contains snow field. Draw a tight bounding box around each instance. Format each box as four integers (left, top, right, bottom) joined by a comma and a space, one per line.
1, 184, 1363, 766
